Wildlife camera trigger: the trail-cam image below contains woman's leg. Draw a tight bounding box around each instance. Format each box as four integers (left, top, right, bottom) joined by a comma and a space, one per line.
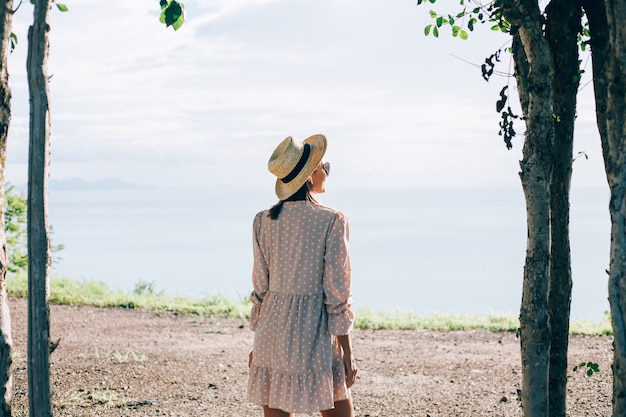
263, 405, 293, 417
320, 399, 355, 417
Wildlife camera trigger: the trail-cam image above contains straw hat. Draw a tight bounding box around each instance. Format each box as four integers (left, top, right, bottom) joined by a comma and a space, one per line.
268, 134, 327, 200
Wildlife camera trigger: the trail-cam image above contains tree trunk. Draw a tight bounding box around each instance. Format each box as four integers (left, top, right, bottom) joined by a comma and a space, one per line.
27, 0, 53, 416
506, 2, 555, 415
0, 1, 13, 416
583, 0, 626, 414
602, 1, 626, 413
544, 1, 580, 415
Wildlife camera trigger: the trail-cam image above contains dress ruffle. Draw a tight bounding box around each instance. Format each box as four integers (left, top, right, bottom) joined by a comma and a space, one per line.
248, 364, 335, 413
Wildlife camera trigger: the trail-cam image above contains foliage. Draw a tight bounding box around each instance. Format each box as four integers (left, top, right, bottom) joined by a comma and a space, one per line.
159, 0, 185, 30
418, 0, 510, 40
577, 11, 591, 52
133, 279, 162, 296
573, 361, 600, 376
4, 186, 28, 273
417, 0, 593, 150
417, 0, 522, 149
4, 185, 65, 273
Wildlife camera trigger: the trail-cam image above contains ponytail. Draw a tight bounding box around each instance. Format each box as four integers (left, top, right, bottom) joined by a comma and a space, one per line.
269, 200, 285, 219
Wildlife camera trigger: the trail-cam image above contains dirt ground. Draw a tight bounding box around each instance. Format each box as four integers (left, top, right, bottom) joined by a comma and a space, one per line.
9, 297, 613, 416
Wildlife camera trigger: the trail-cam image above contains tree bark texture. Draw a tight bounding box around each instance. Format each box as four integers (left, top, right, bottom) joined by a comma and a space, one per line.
544, 1, 580, 415
0, 1, 12, 416
505, 1, 555, 415
26, 1, 53, 416
583, 0, 626, 415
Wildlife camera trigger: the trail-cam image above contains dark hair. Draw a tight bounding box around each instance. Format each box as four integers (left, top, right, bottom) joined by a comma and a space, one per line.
268, 183, 317, 219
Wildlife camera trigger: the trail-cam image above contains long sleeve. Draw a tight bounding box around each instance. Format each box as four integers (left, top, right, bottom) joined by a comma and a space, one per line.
250, 211, 269, 331
323, 211, 354, 335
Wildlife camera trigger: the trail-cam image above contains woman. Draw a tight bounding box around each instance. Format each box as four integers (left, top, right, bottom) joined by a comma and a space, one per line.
248, 134, 358, 417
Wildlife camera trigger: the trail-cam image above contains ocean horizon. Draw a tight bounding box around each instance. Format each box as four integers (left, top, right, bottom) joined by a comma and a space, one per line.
41, 183, 610, 321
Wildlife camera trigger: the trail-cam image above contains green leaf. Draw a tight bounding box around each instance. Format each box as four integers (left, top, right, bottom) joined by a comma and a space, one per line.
160, 0, 185, 29
449, 16, 455, 25
429, 10, 437, 18
424, 25, 432, 36
452, 25, 460, 37
55, 3, 68, 12
586, 369, 593, 377
9, 32, 17, 52
468, 18, 475, 31
473, 7, 480, 13
460, 29, 469, 40
490, 24, 500, 31
428, 0, 436, 3
436, 16, 444, 27
433, 26, 439, 38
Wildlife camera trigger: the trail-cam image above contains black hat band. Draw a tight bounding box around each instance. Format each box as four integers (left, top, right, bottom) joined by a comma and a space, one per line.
280, 143, 311, 183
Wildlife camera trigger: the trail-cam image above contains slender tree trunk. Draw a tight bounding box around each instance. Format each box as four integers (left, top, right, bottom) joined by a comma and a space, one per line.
608, 171, 626, 415
0, 1, 13, 416
506, 2, 555, 415
583, 0, 626, 414
27, 0, 53, 416
544, 1, 580, 415
603, 0, 626, 413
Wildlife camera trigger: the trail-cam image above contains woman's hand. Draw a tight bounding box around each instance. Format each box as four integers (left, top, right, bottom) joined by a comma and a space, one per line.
336, 334, 358, 388
343, 352, 358, 388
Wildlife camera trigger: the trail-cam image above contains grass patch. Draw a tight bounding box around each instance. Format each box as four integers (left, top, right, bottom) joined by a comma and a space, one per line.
355, 307, 520, 332
355, 307, 612, 336
56, 388, 135, 409
7, 273, 249, 318
7, 274, 612, 335
570, 317, 613, 336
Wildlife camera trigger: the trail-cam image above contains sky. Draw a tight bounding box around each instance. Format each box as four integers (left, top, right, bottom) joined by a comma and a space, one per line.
4, 0, 608, 191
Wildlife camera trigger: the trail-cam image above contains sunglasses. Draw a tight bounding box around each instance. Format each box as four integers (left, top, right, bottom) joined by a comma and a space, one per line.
321, 162, 330, 176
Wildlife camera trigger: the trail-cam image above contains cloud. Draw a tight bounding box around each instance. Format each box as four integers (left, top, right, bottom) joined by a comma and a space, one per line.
4, 0, 606, 191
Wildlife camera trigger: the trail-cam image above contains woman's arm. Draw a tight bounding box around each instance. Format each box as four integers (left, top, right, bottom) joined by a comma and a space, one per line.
250, 212, 269, 331
337, 334, 358, 388
323, 212, 355, 335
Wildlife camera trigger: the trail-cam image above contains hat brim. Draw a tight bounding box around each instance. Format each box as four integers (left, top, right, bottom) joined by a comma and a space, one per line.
274, 134, 327, 200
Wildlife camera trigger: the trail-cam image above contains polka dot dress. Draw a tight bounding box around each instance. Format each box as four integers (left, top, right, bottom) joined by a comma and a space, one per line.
247, 200, 354, 413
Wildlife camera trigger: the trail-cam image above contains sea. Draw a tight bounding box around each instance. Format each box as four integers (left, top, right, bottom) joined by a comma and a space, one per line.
45, 184, 611, 321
